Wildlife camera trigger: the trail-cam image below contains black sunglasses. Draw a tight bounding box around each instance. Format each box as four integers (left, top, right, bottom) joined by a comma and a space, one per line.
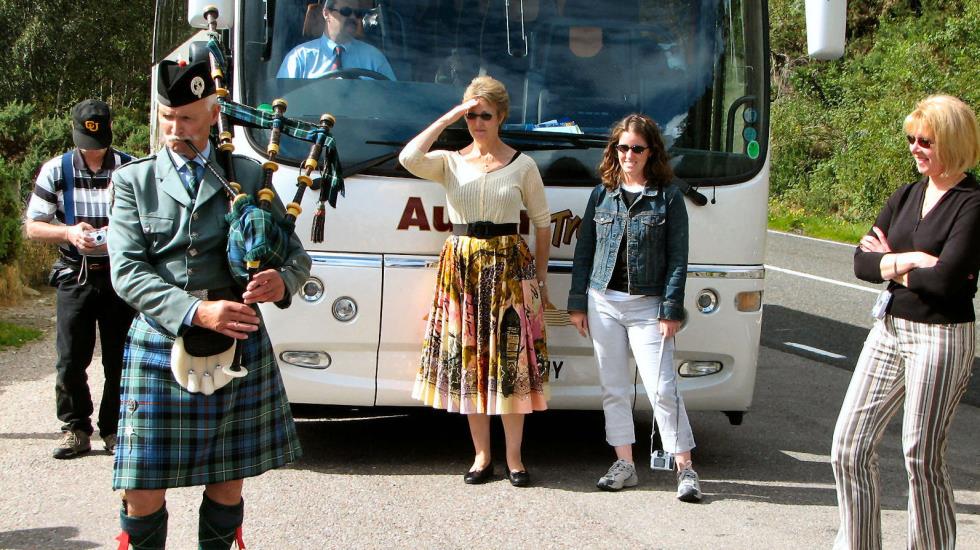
906, 134, 933, 149
615, 144, 649, 154
329, 6, 368, 18
465, 112, 494, 121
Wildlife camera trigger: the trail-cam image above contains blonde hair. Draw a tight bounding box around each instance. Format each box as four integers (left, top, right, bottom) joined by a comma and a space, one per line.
463, 76, 509, 126
903, 95, 980, 175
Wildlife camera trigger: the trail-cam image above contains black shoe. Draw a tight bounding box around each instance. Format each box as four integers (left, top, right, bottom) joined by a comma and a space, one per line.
464, 465, 494, 484
508, 470, 531, 487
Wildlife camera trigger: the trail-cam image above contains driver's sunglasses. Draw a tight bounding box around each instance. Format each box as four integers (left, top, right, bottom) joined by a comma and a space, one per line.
615, 144, 649, 154
906, 134, 933, 149
465, 112, 494, 121
329, 6, 368, 18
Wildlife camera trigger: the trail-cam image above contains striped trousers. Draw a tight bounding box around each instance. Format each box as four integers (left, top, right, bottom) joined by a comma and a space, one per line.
831, 315, 974, 550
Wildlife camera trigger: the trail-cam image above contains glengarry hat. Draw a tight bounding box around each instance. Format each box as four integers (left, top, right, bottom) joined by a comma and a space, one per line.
71, 99, 112, 150
157, 58, 216, 107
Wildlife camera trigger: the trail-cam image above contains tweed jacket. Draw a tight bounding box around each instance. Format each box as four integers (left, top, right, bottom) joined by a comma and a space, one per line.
108, 147, 311, 336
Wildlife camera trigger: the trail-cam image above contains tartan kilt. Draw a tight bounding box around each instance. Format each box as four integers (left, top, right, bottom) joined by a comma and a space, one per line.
112, 316, 301, 490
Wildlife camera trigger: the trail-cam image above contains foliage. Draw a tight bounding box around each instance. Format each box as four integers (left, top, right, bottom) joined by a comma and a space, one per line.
0, 320, 42, 348
768, 0, 980, 228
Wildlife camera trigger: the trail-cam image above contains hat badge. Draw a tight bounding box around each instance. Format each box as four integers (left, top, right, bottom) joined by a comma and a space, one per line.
84, 120, 99, 132
190, 76, 206, 99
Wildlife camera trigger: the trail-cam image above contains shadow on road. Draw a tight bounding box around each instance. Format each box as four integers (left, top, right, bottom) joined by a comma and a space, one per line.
763, 304, 980, 407
0, 527, 99, 550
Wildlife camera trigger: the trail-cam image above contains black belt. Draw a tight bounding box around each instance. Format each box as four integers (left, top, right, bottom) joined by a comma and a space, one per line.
452, 222, 518, 239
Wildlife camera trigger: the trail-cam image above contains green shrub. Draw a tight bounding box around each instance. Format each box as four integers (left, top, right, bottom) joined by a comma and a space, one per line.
769, 0, 980, 228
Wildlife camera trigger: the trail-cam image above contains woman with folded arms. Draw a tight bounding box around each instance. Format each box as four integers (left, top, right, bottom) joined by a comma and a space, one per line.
399, 76, 551, 487
832, 95, 980, 550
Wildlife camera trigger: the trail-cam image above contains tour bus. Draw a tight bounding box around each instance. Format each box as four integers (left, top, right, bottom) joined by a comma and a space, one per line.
153, 0, 778, 425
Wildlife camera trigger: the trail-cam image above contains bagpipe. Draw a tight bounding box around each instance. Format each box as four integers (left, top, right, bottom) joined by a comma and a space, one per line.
172, 6, 344, 395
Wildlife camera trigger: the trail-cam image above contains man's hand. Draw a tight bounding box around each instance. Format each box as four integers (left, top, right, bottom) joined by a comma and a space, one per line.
242, 269, 286, 305
193, 300, 260, 339
66, 222, 99, 253
569, 311, 589, 338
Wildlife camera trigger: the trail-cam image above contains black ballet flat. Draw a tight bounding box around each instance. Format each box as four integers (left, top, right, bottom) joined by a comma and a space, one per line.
508, 470, 531, 487
464, 465, 494, 485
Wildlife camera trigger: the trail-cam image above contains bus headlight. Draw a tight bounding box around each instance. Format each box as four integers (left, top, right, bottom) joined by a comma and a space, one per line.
695, 289, 719, 314
280, 351, 331, 369
301, 278, 324, 303
735, 290, 763, 312
332, 297, 357, 322
679, 361, 723, 377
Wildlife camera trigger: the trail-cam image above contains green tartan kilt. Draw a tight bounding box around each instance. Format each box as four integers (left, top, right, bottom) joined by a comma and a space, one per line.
112, 316, 302, 490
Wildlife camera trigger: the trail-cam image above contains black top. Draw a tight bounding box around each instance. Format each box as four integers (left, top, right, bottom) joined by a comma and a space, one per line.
608, 189, 642, 293
854, 173, 980, 323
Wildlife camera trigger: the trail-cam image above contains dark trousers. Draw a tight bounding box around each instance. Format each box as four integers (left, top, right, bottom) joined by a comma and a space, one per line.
55, 269, 135, 436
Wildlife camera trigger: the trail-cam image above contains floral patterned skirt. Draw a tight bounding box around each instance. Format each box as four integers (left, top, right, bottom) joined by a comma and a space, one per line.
412, 234, 549, 414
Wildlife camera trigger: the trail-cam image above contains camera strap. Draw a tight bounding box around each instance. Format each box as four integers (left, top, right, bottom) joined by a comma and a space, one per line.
649, 331, 681, 469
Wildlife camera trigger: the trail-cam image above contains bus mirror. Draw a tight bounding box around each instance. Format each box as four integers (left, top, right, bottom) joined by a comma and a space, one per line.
188, 0, 235, 30
804, 0, 846, 60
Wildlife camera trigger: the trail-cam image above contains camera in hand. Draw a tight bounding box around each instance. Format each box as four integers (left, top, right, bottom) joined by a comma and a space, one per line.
87, 229, 107, 245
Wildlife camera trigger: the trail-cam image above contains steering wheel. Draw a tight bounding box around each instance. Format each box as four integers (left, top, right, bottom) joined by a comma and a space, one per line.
320, 68, 391, 81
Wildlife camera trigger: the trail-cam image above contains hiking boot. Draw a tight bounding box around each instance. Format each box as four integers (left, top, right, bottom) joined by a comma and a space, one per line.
596, 459, 638, 491
53, 429, 91, 459
676, 467, 703, 503
103, 433, 118, 455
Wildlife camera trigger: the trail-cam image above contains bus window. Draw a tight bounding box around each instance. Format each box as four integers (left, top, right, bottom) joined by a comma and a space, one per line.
237, 0, 767, 187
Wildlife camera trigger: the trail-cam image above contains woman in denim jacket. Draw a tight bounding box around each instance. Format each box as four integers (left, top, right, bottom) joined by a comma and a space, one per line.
568, 114, 701, 502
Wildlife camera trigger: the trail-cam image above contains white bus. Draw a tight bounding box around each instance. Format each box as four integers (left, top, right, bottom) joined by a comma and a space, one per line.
154, 0, 775, 425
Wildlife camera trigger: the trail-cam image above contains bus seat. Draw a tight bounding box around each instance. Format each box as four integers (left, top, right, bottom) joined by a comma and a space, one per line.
303, 3, 323, 37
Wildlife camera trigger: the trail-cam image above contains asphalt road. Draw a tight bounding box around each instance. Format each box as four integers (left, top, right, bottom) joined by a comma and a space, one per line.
0, 231, 977, 549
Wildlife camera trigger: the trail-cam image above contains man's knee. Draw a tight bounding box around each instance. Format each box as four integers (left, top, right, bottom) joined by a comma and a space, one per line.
204, 480, 244, 506
124, 489, 167, 517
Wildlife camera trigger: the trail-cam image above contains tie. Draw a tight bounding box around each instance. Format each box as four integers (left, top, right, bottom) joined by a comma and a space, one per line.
184, 162, 204, 196
329, 45, 344, 71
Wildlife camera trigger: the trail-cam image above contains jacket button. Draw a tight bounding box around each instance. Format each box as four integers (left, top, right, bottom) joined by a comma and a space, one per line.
192, 213, 200, 221
127, 399, 138, 413
187, 267, 195, 275
190, 232, 199, 239
189, 248, 198, 257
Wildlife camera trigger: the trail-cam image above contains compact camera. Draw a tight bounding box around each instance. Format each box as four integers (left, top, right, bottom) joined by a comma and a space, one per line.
87, 229, 107, 245
650, 450, 675, 471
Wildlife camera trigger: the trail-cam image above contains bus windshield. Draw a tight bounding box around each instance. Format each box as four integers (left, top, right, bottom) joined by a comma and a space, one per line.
239, 0, 768, 186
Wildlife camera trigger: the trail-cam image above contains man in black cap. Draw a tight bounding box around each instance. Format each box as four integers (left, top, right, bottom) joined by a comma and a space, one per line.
107, 56, 309, 549
25, 99, 136, 460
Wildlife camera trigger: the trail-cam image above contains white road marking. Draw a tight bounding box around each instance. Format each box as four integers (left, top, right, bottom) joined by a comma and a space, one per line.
768, 229, 856, 248
780, 450, 832, 464
765, 264, 879, 294
784, 342, 847, 360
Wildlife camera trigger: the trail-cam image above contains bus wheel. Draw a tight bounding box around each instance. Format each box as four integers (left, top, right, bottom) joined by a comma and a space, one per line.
724, 411, 744, 426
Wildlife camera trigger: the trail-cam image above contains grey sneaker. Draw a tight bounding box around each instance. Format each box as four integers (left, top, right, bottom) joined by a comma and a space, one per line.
53, 429, 91, 459
102, 434, 118, 455
597, 459, 638, 491
676, 467, 703, 503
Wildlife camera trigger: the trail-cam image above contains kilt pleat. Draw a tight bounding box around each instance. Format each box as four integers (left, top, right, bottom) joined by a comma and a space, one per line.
112, 316, 301, 490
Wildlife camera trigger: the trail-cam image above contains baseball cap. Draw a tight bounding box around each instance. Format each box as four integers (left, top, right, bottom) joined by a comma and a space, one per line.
71, 99, 113, 150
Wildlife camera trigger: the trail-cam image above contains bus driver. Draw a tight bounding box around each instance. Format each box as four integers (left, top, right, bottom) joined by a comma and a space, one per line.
277, 0, 396, 80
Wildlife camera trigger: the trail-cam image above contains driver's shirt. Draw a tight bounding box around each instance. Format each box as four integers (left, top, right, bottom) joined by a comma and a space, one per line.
277, 35, 396, 80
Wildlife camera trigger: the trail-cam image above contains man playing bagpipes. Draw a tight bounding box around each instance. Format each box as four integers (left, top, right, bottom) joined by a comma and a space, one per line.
107, 57, 311, 549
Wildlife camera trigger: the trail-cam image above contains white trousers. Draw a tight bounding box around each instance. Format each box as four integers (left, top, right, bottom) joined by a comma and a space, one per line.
588, 291, 696, 453
831, 316, 974, 550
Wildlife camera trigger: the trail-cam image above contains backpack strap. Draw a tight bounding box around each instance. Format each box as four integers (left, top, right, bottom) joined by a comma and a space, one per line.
61, 152, 76, 226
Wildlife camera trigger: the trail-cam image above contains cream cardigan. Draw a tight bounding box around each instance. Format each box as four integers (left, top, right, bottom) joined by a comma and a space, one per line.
399, 144, 551, 229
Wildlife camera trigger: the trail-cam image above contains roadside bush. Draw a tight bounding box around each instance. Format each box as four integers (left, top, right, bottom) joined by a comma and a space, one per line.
768, 0, 980, 226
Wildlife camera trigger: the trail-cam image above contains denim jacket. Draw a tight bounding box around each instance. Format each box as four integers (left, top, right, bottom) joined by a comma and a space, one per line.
568, 181, 689, 320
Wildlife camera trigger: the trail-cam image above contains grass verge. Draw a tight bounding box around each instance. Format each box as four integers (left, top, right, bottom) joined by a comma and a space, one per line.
0, 320, 42, 348
768, 204, 869, 245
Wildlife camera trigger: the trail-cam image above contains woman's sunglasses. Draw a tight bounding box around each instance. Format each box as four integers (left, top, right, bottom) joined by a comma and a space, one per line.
906, 135, 933, 149
465, 112, 494, 121
615, 144, 649, 154
329, 6, 368, 18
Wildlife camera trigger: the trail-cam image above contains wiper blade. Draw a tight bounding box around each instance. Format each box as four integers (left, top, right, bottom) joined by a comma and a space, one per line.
498, 129, 608, 149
